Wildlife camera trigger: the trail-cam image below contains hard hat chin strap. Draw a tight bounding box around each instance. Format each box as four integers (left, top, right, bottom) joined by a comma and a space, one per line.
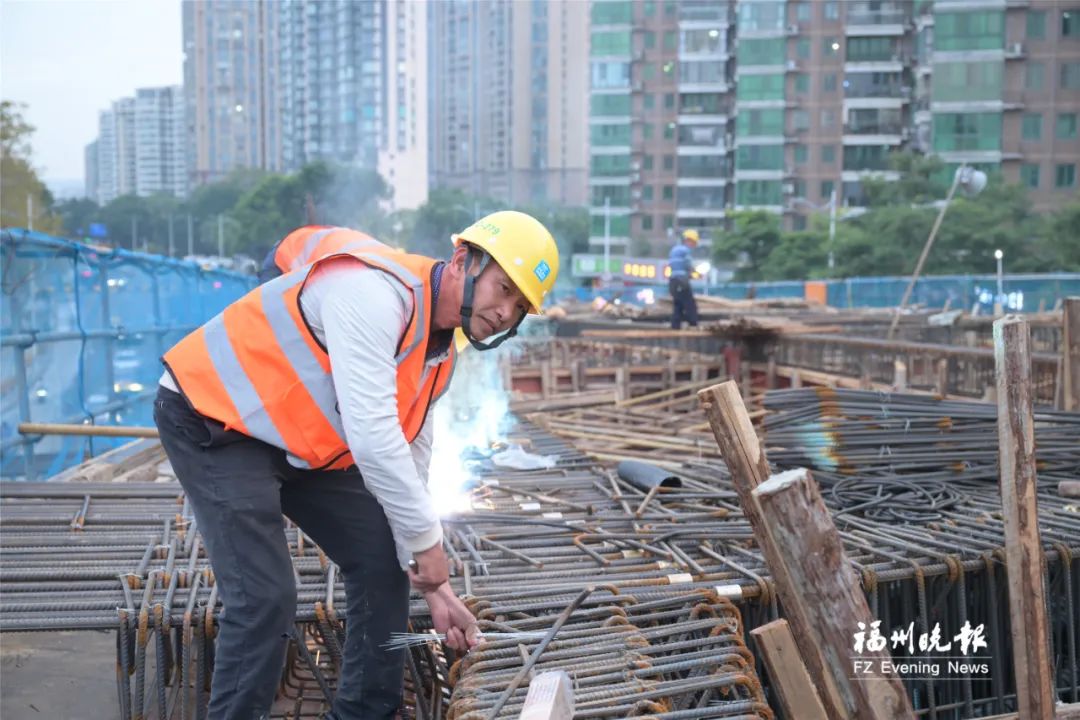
458, 246, 525, 351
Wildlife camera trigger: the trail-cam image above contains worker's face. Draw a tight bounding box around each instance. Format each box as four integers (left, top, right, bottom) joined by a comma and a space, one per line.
467, 258, 529, 340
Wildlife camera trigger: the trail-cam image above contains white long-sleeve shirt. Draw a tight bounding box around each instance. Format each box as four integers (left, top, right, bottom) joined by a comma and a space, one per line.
160, 261, 444, 569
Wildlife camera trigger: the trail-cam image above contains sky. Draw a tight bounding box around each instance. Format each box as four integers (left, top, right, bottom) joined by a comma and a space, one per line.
0, 0, 182, 190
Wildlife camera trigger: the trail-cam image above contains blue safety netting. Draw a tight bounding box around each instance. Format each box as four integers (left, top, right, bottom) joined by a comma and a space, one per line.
572, 273, 1080, 313
1, 229, 256, 480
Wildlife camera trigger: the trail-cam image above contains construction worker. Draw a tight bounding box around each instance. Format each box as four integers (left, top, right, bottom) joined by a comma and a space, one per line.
153, 210, 559, 719
669, 229, 700, 329
258, 225, 379, 282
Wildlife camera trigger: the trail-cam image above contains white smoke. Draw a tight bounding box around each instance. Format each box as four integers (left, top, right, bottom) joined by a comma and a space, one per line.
427, 318, 554, 514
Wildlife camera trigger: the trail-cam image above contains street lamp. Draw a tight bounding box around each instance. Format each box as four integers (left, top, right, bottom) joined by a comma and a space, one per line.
994, 248, 1004, 313
887, 165, 988, 339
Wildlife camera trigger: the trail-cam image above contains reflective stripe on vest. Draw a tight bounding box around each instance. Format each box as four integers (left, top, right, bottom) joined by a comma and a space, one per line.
274, 227, 381, 274
164, 245, 456, 470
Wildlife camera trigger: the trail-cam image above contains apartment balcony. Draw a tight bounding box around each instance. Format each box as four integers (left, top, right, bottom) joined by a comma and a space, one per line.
677, 207, 728, 219
677, 175, 730, 186
845, 9, 908, 36
842, 124, 907, 145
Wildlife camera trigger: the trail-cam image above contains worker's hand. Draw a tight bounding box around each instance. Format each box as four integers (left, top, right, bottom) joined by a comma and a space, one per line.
408, 542, 451, 595
425, 583, 481, 653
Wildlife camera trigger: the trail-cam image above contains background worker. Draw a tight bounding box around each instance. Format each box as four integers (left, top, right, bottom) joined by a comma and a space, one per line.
153, 211, 559, 719
668, 229, 700, 329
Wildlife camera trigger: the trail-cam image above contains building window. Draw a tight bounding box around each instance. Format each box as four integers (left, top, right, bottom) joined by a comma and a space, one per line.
820, 180, 834, 201
663, 122, 675, 139
792, 214, 808, 231
1026, 62, 1045, 90
1022, 113, 1042, 140
642, 215, 654, 230
1027, 10, 1046, 38
933, 113, 1002, 152
642, 63, 656, 80
821, 109, 836, 128
794, 144, 808, 164
643, 154, 654, 170
664, 92, 675, 109
795, 74, 810, 93
1062, 63, 1080, 90
662, 185, 674, 200
663, 154, 675, 170
643, 185, 654, 201
1056, 163, 1076, 188
1063, 10, 1078, 37
663, 31, 677, 51
823, 37, 840, 56
1057, 113, 1077, 139
823, 73, 837, 92
644, 94, 656, 110
795, 2, 810, 22
821, 145, 835, 163
797, 37, 811, 59
644, 31, 656, 49
1020, 163, 1040, 188
824, 2, 839, 21
643, 123, 654, 139
935, 11, 1005, 51
644, 0, 655, 17
793, 109, 810, 131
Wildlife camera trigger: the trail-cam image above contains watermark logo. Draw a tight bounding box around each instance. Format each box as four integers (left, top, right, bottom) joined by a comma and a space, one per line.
851, 620, 990, 680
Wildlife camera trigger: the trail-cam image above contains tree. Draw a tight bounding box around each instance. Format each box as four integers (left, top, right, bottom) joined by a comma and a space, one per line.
0, 101, 62, 233
1027, 196, 1080, 271
760, 229, 830, 280
409, 187, 480, 259
55, 197, 101, 239
711, 210, 782, 281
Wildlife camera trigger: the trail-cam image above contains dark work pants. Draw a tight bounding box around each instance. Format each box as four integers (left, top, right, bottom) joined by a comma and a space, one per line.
153, 386, 409, 720
669, 277, 699, 329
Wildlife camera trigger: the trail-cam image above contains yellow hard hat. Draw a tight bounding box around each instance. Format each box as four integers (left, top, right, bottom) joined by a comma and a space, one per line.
452, 210, 559, 314
682, 229, 700, 244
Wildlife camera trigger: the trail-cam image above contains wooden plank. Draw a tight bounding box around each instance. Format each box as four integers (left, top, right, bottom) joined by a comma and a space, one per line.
993, 315, 1056, 720
752, 468, 914, 720
1064, 297, 1080, 412
697, 382, 847, 718
749, 620, 829, 720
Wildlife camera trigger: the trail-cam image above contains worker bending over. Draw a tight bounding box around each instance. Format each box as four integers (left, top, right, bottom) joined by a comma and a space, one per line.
154, 211, 559, 719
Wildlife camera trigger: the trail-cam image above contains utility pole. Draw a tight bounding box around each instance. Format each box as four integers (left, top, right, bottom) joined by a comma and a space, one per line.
602, 197, 611, 286
827, 189, 837, 272
26, 194, 34, 231
186, 213, 194, 257
217, 214, 225, 258
131, 216, 138, 251
168, 214, 175, 258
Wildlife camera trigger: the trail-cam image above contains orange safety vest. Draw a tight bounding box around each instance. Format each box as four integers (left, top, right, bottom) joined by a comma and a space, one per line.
163, 243, 457, 471
273, 226, 380, 274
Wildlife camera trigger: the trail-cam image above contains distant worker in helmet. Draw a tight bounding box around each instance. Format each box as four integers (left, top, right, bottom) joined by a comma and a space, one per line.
668, 229, 700, 329
153, 211, 559, 719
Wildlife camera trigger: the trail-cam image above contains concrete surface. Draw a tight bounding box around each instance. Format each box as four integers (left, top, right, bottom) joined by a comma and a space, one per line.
1, 631, 119, 719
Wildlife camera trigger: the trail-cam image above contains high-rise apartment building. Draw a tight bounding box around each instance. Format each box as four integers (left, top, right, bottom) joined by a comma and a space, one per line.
92, 98, 136, 205
587, 0, 1080, 247
279, 0, 428, 210
182, 0, 281, 189
429, 0, 589, 208
134, 86, 187, 198
90, 89, 186, 205
925, 1, 1080, 212
588, 0, 734, 254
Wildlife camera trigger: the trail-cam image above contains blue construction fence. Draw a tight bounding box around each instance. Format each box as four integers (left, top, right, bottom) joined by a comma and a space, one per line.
1, 229, 256, 480
573, 273, 1080, 314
